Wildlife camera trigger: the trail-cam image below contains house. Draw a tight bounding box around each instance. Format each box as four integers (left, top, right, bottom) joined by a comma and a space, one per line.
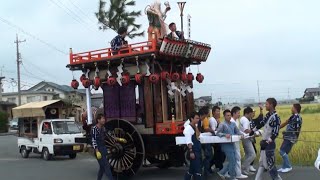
91, 93, 103, 108
194, 96, 212, 108
303, 87, 320, 98
2, 81, 86, 107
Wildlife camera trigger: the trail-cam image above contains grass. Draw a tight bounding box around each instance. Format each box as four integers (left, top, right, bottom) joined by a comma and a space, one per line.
240, 104, 320, 166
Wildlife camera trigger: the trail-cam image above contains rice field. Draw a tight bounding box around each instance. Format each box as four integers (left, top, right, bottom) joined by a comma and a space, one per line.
244, 104, 320, 166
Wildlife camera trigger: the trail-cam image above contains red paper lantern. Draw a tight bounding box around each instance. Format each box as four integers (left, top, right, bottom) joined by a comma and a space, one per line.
161, 71, 170, 81
71, 79, 79, 89
196, 73, 204, 83
121, 74, 130, 86
93, 76, 101, 89
107, 77, 116, 86
187, 73, 194, 82
82, 78, 91, 88
80, 74, 86, 82
135, 73, 143, 84
149, 74, 160, 84
181, 72, 187, 82
171, 72, 180, 82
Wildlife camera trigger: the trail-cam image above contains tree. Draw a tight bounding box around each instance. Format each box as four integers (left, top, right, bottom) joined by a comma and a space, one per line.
96, 0, 144, 38
0, 111, 8, 133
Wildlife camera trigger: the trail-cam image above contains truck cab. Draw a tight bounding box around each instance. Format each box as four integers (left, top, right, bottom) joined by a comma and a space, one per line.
12, 100, 86, 160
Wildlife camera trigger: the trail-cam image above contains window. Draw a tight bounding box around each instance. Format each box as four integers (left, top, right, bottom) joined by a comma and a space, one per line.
7, 97, 16, 103
42, 122, 52, 134
27, 96, 36, 103
52, 121, 81, 134
43, 96, 48, 101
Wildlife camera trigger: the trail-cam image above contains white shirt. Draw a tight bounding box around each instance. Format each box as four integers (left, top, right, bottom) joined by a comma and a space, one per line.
184, 119, 190, 128
315, 148, 320, 171
209, 117, 218, 131
183, 124, 195, 145
239, 116, 250, 133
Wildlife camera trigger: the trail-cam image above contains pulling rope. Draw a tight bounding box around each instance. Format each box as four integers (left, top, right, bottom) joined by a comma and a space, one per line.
278, 137, 320, 144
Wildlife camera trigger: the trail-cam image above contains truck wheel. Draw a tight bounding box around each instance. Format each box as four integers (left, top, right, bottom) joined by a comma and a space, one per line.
42, 148, 52, 161
21, 146, 29, 158
69, 153, 77, 159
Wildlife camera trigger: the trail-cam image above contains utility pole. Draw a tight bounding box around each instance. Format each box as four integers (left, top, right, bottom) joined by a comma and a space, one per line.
0, 76, 4, 101
14, 34, 26, 106
257, 80, 261, 103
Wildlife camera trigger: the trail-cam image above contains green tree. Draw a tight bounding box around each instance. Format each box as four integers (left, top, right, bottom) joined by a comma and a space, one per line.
96, 0, 144, 38
0, 111, 8, 133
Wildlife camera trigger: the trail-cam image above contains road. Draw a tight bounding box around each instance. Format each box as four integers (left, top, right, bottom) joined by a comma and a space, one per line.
0, 135, 318, 180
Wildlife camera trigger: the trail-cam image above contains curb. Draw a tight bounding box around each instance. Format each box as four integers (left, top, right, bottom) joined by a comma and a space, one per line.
0, 132, 17, 136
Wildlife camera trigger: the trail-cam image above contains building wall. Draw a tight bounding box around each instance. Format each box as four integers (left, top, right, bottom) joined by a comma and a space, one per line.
2, 94, 55, 105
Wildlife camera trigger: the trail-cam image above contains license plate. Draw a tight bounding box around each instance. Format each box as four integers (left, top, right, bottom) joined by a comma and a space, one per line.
73, 145, 81, 151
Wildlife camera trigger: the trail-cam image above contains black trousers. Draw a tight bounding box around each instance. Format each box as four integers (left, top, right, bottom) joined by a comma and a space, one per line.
251, 141, 257, 166
210, 144, 226, 170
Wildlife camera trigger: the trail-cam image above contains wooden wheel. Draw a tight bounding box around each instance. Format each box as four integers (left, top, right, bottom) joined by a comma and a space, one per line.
104, 119, 145, 178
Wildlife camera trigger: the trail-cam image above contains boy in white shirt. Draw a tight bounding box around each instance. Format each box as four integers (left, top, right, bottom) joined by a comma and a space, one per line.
240, 107, 256, 175
229, 106, 248, 179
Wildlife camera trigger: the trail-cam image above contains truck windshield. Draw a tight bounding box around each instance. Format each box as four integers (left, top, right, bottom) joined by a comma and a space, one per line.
52, 121, 81, 134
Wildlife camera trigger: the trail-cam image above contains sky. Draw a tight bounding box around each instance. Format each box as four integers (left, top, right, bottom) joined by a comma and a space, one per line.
0, 0, 320, 103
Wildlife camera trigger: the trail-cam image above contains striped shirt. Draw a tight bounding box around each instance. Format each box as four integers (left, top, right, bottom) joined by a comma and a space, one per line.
91, 125, 105, 149
257, 111, 281, 140
284, 114, 302, 140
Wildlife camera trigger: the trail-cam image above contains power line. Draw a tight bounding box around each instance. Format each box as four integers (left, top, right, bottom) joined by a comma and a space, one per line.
48, 0, 98, 33
0, 16, 67, 55
67, 0, 97, 24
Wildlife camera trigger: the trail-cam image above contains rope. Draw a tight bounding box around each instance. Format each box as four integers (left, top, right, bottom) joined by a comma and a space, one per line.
278, 137, 320, 144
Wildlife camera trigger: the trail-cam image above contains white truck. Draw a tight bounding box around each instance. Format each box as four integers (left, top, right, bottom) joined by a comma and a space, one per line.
12, 100, 86, 160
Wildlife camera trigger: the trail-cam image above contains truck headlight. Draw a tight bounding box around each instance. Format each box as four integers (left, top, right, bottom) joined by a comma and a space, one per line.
54, 138, 63, 143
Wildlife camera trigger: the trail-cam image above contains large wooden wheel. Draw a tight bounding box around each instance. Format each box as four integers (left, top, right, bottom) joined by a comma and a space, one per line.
104, 119, 145, 178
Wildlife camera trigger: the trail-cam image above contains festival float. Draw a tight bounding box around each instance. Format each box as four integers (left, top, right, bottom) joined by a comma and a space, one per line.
67, 0, 211, 177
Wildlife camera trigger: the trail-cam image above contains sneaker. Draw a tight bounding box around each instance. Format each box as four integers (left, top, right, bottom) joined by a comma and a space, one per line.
225, 173, 231, 178
236, 174, 248, 179
242, 170, 254, 175
249, 166, 256, 172
277, 168, 284, 172
281, 167, 292, 173
217, 172, 226, 180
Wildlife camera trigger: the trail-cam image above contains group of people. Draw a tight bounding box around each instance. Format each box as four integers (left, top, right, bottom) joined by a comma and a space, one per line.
183, 98, 303, 180
110, 22, 184, 54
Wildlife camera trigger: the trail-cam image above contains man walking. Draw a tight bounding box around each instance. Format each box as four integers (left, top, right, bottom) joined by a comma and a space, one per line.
210, 106, 226, 171
240, 107, 256, 175
91, 114, 114, 180
249, 105, 264, 172
184, 112, 202, 180
216, 109, 244, 180
278, 104, 303, 173
230, 106, 248, 179
251, 98, 282, 180
199, 107, 214, 176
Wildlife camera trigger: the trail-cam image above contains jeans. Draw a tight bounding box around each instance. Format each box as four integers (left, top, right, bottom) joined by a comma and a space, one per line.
242, 139, 256, 172
219, 148, 237, 179
97, 147, 114, 180
185, 152, 202, 180
203, 144, 213, 174
280, 139, 294, 169
97, 155, 114, 180
235, 142, 242, 176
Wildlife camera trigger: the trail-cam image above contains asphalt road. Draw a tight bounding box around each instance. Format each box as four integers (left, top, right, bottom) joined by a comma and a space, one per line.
0, 135, 318, 180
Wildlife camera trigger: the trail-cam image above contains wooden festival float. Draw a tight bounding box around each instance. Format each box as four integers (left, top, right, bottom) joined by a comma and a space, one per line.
66, 1, 211, 178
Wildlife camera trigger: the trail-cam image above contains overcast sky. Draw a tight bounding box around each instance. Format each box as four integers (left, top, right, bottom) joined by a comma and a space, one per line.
1, 0, 320, 103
